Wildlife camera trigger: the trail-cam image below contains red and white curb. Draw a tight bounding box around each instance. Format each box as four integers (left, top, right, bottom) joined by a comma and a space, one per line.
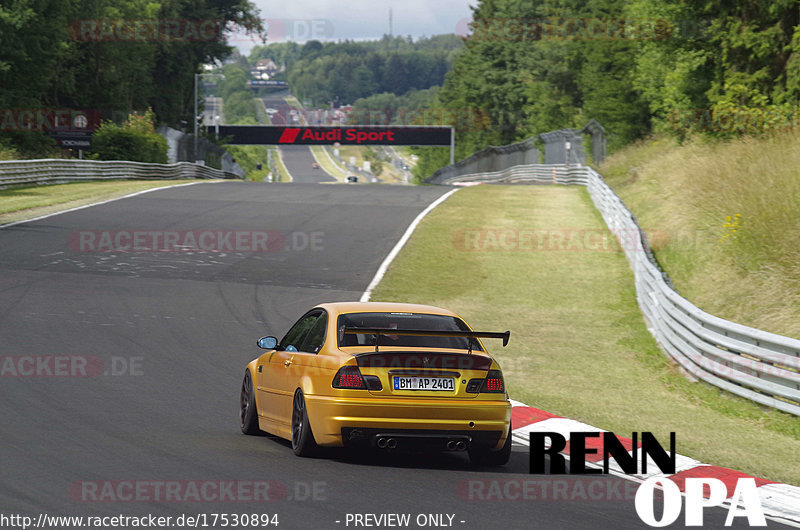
509, 400, 800, 525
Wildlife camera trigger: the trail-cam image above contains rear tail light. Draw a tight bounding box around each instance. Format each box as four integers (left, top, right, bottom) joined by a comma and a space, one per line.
332, 366, 382, 390
484, 370, 505, 392
466, 369, 505, 394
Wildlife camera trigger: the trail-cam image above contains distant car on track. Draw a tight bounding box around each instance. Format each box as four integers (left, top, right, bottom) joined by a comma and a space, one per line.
346, 175, 358, 183
240, 302, 512, 465
311, 162, 319, 169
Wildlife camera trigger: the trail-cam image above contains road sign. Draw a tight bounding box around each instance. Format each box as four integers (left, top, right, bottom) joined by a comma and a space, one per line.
247, 80, 289, 88
50, 131, 92, 149
73, 114, 88, 129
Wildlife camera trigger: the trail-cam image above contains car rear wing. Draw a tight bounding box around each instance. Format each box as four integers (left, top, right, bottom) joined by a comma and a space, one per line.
342, 327, 510, 353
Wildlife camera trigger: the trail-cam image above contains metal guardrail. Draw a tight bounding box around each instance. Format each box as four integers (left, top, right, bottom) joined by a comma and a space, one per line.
0, 159, 240, 188
438, 163, 589, 186
447, 164, 800, 416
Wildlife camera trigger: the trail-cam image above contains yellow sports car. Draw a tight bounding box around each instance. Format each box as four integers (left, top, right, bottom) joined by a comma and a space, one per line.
240, 302, 513, 465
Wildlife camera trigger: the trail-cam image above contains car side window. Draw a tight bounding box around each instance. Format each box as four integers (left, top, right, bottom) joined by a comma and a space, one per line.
300, 313, 328, 353
280, 311, 322, 352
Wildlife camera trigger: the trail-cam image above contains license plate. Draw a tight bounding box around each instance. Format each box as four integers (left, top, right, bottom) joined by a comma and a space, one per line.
393, 376, 454, 391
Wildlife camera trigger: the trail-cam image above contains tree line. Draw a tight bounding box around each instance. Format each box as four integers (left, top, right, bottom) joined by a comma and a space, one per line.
0, 0, 263, 156
412, 0, 800, 176
249, 35, 462, 107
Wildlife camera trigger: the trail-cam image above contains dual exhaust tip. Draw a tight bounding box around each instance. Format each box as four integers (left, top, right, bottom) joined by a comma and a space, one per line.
376, 437, 398, 449
446, 440, 467, 451
374, 436, 467, 451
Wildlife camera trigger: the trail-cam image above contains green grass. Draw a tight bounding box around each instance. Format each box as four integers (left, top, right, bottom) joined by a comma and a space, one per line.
223, 98, 276, 181
599, 134, 800, 338
256, 98, 273, 126
0, 146, 20, 160
338, 145, 365, 169
226, 144, 271, 181
310, 146, 347, 181
0, 180, 196, 225
370, 185, 800, 485
272, 147, 291, 182
284, 96, 302, 110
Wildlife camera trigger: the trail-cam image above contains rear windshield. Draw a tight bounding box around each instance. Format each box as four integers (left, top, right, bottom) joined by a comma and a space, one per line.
337, 312, 483, 351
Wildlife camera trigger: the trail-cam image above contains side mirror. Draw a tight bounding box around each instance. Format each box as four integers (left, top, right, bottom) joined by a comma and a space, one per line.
257, 336, 278, 350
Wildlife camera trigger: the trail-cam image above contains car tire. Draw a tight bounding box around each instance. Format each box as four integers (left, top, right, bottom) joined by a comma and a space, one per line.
468, 423, 512, 466
240, 370, 261, 435
291, 389, 319, 457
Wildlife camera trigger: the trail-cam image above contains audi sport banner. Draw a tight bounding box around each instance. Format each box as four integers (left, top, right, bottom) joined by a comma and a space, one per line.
214, 125, 452, 146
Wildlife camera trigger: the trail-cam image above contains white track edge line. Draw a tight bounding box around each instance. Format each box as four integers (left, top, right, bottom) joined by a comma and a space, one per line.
0, 181, 213, 230
360, 188, 459, 302
275, 147, 294, 182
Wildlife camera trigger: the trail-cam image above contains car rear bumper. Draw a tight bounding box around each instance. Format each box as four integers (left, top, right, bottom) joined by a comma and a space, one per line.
341, 428, 502, 452
304, 394, 511, 448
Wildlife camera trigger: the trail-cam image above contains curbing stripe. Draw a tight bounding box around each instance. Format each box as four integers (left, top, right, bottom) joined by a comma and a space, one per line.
759, 484, 800, 522
669, 465, 775, 496
510, 402, 800, 524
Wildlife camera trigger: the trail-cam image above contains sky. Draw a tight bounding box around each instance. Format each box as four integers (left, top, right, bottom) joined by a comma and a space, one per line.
231, 0, 476, 53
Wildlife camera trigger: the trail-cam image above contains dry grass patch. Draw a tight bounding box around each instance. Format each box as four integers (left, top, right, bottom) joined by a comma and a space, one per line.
600, 134, 800, 337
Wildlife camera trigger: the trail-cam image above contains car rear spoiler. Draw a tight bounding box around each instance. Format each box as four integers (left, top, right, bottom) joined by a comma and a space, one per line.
342, 327, 510, 353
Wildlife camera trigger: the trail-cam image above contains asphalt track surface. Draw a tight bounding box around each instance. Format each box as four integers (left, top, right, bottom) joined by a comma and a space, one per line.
261, 93, 335, 184
0, 182, 756, 529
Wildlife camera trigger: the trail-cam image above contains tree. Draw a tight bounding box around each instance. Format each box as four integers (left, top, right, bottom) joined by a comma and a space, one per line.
0, 0, 266, 156
91, 109, 167, 163
382, 54, 409, 94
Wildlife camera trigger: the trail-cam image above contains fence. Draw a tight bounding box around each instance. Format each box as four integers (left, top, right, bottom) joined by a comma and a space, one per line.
0, 159, 240, 188
158, 125, 246, 178
431, 163, 589, 186
426, 120, 607, 185
444, 164, 800, 416
427, 137, 542, 185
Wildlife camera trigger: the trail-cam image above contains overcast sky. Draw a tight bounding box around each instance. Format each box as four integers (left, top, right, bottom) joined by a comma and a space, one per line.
231, 0, 476, 52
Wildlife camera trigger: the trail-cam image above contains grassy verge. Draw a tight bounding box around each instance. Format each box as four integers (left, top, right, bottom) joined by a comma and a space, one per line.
394, 146, 418, 169
271, 147, 291, 182
0, 180, 197, 225
226, 145, 270, 181
310, 146, 347, 181
338, 145, 365, 168
599, 133, 800, 338
256, 98, 273, 126
370, 185, 800, 485
284, 95, 304, 112
223, 98, 275, 182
